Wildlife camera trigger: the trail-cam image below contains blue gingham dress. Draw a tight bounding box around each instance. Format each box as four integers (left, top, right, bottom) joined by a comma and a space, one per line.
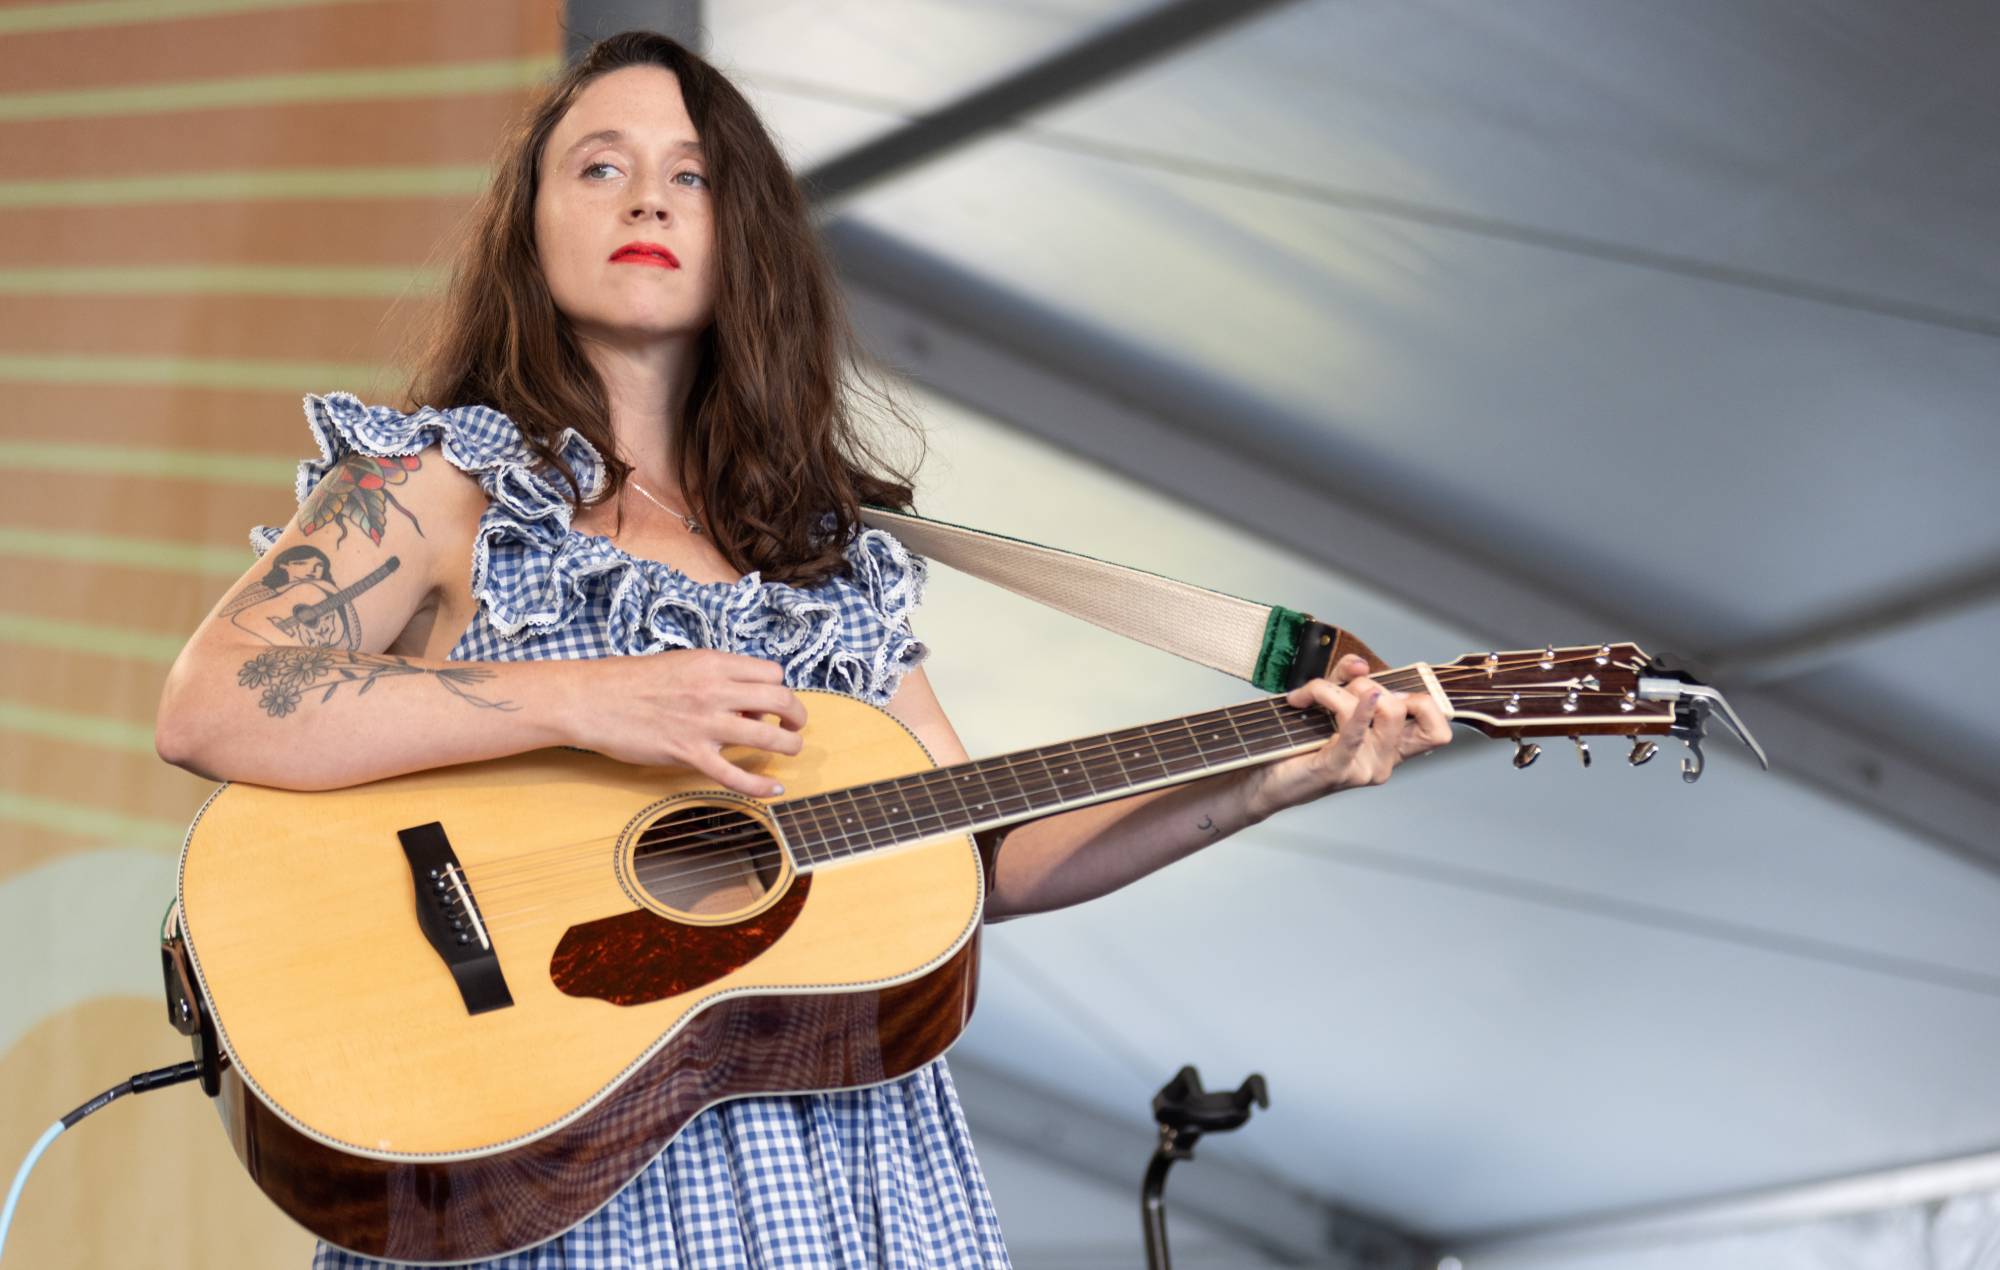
253, 392, 1010, 1270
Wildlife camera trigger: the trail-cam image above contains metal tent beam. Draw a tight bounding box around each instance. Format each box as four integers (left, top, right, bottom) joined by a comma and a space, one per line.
824, 222, 2000, 874
799, 0, 1300, 210
1704, 555, 2000, 685
1447, 1139, 2000, 1260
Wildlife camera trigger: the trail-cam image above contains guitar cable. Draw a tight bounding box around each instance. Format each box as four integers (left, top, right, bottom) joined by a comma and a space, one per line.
0, 1061, 202, 1263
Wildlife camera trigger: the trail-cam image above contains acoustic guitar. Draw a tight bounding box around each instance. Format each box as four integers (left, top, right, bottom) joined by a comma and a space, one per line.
160, 638, 1761, 1261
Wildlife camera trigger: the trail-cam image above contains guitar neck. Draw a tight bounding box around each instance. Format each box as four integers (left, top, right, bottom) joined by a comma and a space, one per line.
773, 687, 1366, 868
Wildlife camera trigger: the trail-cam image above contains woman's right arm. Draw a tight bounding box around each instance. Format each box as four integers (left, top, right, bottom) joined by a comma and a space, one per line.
155, 445, 803, 793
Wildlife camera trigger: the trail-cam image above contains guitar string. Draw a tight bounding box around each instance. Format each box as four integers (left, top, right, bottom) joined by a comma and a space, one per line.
471, 705, 1328, 920
460, 650, 1629, 889
465, 664, 1653, 902
465, 668, 1651, 898
472, 704, 1344, 924
474, 687, 1666, 927
460, 651, 1645, 898
462, 691, 1345, 893
475, 694, 1666, 929
469, 678, 1655, 910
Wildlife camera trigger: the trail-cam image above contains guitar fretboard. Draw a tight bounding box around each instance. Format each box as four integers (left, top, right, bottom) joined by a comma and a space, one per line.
770, 696, 1336, 866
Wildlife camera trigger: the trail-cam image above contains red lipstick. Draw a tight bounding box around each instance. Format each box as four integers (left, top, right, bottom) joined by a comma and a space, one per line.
610, 242, 680, 269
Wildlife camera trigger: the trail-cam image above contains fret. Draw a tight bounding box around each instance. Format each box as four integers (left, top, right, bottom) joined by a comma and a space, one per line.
1236, 702, 1287, 754
795, 796, 848, 863
822, 789, 881, 859
813, 794, 861, 860
962, 758, 1025, 824
1017, 748, 1064, 810
1041, 741, 1100, 801
1105, 724, 1171, 787
848, 783, 905, 854
1169, 717, 1217, 775
1211, 706, 1257, 763
1097, 728, 1137, 791
1273, 699, 1332, 748
1163, 717, 1211, 770
898, 770, 961, 837
773, 802, 818, 864
1265, 700, 1312, 750
1153, 718, 1211, 777
1180, 709, 1240, 766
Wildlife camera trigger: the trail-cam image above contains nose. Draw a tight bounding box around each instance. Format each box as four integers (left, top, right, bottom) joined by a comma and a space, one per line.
626, 178, 672, 224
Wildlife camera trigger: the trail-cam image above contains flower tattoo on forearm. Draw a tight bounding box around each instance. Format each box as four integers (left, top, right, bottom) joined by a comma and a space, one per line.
237, 648, 516, 717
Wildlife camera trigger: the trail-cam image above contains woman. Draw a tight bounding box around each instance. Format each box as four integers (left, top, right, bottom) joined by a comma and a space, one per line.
156, 30, 1452, 1269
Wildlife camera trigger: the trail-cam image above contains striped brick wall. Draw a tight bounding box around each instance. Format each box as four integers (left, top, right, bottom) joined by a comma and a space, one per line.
0, 2, 562, 1263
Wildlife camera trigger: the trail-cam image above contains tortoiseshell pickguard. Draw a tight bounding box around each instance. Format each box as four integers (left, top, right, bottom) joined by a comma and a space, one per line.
549, 877, 813, 1005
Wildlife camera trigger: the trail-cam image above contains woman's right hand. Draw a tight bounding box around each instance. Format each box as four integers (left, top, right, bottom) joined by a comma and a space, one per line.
566, 649, 807, 797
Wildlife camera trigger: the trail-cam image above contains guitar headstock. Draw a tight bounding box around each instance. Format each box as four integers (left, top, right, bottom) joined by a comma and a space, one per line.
1426, 643, 1767, 780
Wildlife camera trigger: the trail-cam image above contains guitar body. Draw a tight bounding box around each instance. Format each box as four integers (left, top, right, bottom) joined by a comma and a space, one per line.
176, 689, 984, 1262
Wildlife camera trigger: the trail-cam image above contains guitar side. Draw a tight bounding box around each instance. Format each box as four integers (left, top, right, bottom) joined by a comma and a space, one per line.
175, 689, 985, 1262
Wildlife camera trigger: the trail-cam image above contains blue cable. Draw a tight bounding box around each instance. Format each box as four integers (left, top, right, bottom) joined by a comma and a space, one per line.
0, 1122, 63, 1264
0, 1061, 199, 1264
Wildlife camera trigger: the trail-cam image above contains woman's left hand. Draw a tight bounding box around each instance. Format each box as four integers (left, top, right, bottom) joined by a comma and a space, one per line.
1239, 654, 1455, 822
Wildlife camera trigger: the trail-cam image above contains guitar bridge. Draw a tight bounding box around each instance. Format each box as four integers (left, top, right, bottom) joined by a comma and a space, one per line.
398, 821, 514, 1015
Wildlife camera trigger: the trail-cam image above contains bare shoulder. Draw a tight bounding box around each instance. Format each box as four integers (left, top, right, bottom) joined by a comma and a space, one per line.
882, 664, 973, 767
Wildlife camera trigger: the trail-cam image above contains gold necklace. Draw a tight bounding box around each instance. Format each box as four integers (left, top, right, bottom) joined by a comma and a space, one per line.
626, 476, 702, 535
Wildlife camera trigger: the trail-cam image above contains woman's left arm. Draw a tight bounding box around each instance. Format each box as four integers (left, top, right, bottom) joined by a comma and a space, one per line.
882, 656, 1454, 922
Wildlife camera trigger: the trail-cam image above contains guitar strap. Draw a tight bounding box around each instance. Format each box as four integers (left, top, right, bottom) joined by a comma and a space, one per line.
858, 505, 1376, 693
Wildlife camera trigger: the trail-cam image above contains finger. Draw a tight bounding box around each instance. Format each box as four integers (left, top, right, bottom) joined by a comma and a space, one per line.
1333, 654, 1371, 686
1370, 688, 1410, 732
1287, 676, 1359, 721
1405, 695, 1453, 746
717, 651, 788, 684
1332, 686, 1380, 755
687, 745, 786, 798
736, 683, 807, 731
716, 713, 806, 757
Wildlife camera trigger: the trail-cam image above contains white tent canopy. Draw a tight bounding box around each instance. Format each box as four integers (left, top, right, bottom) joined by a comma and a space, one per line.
572, 3, 2000, 1264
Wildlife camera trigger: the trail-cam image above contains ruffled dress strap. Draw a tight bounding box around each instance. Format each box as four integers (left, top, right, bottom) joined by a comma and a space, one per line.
256, 392, 931, 708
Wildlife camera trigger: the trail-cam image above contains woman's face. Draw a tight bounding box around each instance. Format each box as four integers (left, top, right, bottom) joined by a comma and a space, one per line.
534, 66, 718, 351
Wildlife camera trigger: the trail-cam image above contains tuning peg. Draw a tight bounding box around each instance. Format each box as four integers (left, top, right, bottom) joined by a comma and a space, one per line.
1512, 741, 1541, 769
1571, 736, 1591, 768
1628, 738, 1658, 767
1539, 645, 1556, 670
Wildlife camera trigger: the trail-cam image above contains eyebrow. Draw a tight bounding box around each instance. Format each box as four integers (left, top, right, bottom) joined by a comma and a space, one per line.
559, 129, 703, 161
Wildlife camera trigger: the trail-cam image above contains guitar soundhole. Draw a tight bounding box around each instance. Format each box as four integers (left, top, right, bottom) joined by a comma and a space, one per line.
631, 803, 788, 919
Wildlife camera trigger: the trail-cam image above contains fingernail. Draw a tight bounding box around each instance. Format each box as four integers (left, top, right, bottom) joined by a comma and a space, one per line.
770, 783, 785, 796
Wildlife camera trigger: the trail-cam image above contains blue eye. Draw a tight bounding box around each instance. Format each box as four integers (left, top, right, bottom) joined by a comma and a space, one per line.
582, 161, 619, 179
675, 170, 709, 190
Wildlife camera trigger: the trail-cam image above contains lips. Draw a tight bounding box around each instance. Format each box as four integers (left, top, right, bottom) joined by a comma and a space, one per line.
610, 242, 680, 269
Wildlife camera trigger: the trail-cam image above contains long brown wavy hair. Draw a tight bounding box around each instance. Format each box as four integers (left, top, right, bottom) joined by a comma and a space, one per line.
398, 31, 921, 587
